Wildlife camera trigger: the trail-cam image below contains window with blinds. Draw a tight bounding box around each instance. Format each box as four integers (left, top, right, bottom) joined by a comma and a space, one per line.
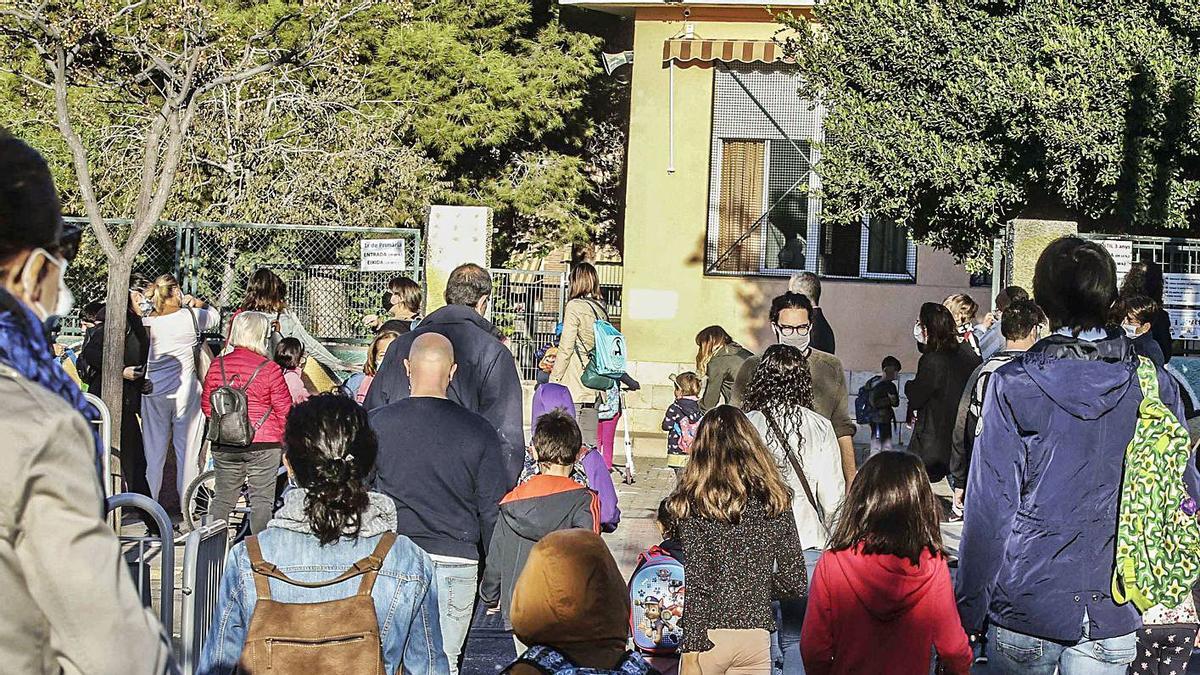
705, 63, 916, 281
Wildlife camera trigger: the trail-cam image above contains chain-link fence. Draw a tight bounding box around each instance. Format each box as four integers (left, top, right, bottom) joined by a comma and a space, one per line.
492, 269, 569, 381
62, 219, 422, 344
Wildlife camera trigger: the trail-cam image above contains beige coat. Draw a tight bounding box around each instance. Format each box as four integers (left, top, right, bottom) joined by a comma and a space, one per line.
550, 297, 607, 404
0, 363, 174, 674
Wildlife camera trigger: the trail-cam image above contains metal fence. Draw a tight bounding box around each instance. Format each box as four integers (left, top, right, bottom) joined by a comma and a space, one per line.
62, 219, 422, 343
178, 520, 229, 675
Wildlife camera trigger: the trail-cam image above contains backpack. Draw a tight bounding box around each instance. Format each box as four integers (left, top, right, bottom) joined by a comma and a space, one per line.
577, 299, 626, 390
628, 545, 685, 656
238, 533, 394, 674
854, 375, 883, 424
505, 645, 653, 675
675, 415, 701, 454
1112, 357, 1200, 612
205, 357, 270, 447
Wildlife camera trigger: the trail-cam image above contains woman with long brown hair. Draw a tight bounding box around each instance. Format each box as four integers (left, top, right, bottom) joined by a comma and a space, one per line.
801, 452, 970, 674
740, 344, 844, 672
239, 268, 353, 375
550, 262, 608, 443
667, 405, 807, 674
694, 325, 752, 412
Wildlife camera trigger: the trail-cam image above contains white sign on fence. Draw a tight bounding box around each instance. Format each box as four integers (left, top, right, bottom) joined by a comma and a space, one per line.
1100, 239, 1134, 278
1171, 307, 1200, 341
360, 239, 408, 272
1165, 273, 1200, 307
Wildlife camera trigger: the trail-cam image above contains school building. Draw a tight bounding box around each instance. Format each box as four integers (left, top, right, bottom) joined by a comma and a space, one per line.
562, 0, 987, 448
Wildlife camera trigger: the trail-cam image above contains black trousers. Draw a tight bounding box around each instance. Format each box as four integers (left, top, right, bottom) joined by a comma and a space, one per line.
119, 404, 150, 497
1129, 623, 1197, 675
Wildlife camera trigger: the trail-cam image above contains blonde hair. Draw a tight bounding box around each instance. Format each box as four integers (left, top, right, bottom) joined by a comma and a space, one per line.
673, 372, 702, 397
568, 262, 600, 300
666, 405, 792, 524
229, 311, 271, 355
364, 329, 400, 377
943, 293, 978, 326
695, 325, 734, 373
149, 274, 181, 315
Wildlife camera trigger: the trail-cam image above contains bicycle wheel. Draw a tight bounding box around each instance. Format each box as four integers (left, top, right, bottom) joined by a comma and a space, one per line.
183, 468, 249, 538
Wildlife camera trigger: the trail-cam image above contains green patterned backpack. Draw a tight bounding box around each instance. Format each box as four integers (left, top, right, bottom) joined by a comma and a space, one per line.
1113, 357, 1200, 612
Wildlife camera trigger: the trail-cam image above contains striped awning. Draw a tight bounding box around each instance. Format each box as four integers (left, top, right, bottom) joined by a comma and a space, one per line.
662, 39, 791, 65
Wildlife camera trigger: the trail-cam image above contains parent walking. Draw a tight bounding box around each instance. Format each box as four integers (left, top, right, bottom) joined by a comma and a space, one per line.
366, 263, 525, 486
550, 261, 611, 445
142, 273, 220, 502
0, 128, 174, 673
200, 311, 293, 535
905, 302, 980, 483
694, 325, 753, 412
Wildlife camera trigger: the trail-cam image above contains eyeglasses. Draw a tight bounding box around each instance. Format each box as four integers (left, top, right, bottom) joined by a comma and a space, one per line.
774, 322, 812, 336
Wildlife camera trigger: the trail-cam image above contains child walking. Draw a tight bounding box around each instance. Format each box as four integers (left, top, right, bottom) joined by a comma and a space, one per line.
869, 356, 901, 454
800, 451, 971, 675
661, 372, 702, 480
629, 500, 685, 675
666, 405, 806, 674
273, 337, 310, 405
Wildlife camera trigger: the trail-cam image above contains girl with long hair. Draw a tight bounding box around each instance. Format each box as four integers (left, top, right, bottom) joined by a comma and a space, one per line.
801, 452, 970, 675
667, 405, 807, 674
694, 325, 752, 412
740, 344, 845, 672
199, 394, 446, 673
141, 272, 220, 502
239, 268, 353, 376
905, 302, 980, 483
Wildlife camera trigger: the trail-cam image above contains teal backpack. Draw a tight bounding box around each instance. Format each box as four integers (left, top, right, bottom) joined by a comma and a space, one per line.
577, 298, 627, 390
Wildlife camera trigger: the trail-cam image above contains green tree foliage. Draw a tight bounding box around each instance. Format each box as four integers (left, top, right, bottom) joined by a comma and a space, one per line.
782, 0, 1200, 262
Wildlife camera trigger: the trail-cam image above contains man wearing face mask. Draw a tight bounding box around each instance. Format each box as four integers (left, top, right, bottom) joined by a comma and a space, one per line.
0, 130, 176, 673
732, 291, 858, 486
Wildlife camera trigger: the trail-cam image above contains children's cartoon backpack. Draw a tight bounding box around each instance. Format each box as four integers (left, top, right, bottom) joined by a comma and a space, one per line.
504, 645, 654, 674
675, 416, 701, 454
854, 375, 883, 424
583, 298, 626, 379
1112, 357, 1200, 612
628, 546, 685, 657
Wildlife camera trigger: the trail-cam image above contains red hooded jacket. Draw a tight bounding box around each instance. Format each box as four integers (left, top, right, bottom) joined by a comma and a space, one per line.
801, 546, 971, 675
200, 347, 293, 445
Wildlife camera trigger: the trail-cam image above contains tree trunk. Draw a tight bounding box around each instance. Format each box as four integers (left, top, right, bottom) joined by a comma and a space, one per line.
99, 257, 133, 487
218, 244, 239, 309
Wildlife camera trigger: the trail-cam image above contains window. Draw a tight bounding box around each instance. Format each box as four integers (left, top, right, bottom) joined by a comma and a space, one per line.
705, 63, 916, 281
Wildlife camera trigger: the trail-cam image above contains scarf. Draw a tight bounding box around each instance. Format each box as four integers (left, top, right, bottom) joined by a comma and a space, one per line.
0, 289, 100, 456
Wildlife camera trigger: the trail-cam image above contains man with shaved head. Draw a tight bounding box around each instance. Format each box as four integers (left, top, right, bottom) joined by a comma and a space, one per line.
368, 332, 509, 674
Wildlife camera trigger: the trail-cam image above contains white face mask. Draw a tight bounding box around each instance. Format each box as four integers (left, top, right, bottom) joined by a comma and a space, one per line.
776, 329, 811, 353
21, 248, 73, 321
1122, 324, 1139, 339
913, 322, 926, 344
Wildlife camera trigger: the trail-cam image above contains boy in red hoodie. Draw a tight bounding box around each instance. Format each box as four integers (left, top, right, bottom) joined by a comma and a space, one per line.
801, 452, 971, 675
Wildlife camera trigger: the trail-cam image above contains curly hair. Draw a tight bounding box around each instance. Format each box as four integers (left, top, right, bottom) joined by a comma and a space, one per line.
740, 344, 814, 461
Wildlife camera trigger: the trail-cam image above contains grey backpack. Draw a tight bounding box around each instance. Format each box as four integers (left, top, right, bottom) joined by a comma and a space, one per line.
206, 357, 270, 447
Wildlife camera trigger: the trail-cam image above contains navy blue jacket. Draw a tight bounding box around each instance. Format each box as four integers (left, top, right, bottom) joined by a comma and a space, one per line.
956, 333, 1200, 641
364, 304, 525, 488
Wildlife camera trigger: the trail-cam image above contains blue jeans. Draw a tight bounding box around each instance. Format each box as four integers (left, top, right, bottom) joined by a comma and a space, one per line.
774, 548, 823, 675
433, 559, 479, 675
984, 623, 1137, 674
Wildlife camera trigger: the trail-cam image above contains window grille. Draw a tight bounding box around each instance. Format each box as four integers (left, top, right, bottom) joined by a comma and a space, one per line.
705, 63, 916, 281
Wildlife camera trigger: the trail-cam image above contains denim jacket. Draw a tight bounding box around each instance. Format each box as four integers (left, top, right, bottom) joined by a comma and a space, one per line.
198, 490, 447, 674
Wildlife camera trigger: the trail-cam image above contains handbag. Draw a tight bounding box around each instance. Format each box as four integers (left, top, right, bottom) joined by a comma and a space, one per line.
267, 311, 284, 358
186, 307, 215, 382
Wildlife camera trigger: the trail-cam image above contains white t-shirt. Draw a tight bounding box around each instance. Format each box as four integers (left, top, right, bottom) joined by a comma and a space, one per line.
747, 406, 845, 551
143, 307, 220, 390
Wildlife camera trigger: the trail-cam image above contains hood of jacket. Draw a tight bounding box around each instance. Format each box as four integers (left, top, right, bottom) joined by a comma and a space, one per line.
828, 547, 943, 622
1023, 333, 1136, 420
419, 303, 502, 339
268, 488, 398, 538
500, 475, 591, 541
510, 529, 628, 662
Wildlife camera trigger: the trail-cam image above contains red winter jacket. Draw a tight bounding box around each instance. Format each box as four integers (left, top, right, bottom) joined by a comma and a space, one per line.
200, 347, 293, 445
801, 546, 971, 675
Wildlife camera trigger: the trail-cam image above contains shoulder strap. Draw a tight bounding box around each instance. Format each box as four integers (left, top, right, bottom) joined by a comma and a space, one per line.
356, 532, 397, 596
186, 306, 203, 346
1135, 355, 1159, 400
244, 536, 273, 600
218, 355, 231, 388
247, 532, 396, 591
763, 410, 824, 526
510, 645, 575, 674
241, 359, 270, 392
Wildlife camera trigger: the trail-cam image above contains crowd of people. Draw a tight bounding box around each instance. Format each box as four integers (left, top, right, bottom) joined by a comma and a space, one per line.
3, 124, 1200, 675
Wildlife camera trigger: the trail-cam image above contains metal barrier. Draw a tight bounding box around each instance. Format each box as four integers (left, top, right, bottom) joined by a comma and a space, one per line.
178, 520, 229, 675
491, 269, 568, 380
84, 392, 116, 499
105, 492, 175, 638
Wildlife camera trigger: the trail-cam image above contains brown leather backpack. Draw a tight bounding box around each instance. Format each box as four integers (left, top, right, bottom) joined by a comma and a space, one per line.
237, 532, 396, 674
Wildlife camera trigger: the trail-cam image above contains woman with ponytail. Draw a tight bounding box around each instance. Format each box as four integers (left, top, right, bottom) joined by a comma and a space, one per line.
199, 394, 447, 673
